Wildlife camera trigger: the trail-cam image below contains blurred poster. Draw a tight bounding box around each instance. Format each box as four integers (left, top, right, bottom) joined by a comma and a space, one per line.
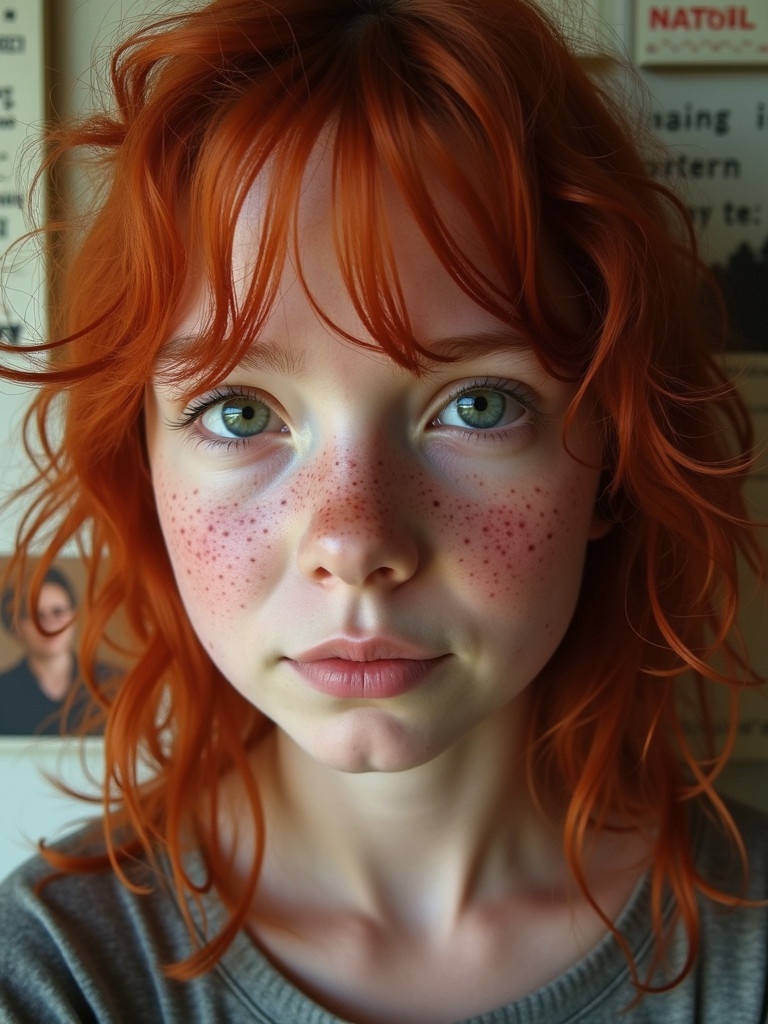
0, 2, 47, 561
643, 71, 767, 351
641, 61, 768, 757
0, 0, 46, 349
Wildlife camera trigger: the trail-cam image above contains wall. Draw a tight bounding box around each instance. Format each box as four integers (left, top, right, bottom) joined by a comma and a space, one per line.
0, 0, 766, 882
0, 0, 168, 882
611, 0, 768, 808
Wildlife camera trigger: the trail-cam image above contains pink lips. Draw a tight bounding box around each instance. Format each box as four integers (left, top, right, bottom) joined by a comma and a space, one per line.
286, 638, 449, 698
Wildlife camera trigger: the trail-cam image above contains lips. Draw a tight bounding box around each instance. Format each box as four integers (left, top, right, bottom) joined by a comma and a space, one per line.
285, 637, 450, 698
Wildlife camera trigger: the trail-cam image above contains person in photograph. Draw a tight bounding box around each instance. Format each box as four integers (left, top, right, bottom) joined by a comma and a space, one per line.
0, 568, 109, 735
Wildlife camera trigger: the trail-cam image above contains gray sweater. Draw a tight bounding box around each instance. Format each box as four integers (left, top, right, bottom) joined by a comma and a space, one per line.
0, 799, 766, 1022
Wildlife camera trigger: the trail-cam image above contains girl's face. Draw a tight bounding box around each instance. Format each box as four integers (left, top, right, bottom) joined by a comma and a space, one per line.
145, 153, 609, 774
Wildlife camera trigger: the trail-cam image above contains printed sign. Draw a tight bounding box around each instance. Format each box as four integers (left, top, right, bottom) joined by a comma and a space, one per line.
0, 1, 46, 348
642, 62, 768, 757
643, 71, 767, 350
635, 3, 768, 66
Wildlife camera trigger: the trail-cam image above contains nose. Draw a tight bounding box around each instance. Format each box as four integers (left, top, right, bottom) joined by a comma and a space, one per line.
296, 454, 420, 589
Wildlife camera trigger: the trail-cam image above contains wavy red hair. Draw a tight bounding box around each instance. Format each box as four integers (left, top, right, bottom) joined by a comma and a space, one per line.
1, 0, 763, 991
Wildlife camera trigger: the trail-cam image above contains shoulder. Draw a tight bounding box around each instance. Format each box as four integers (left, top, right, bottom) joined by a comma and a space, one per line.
0, 659, 32, 688
531, 799, 768, 1023
0, 823, 341, 1023
681, 799, 768, 1018
0, 661, 59, 735
0, 826, 206, 1022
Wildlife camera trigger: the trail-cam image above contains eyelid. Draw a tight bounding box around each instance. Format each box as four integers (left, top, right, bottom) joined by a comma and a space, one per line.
430, 377, 539, 427
168, 385, 280, 430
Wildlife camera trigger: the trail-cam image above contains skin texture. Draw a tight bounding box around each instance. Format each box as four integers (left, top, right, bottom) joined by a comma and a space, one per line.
145, 153, 608, 777
143, 148, 636, 1024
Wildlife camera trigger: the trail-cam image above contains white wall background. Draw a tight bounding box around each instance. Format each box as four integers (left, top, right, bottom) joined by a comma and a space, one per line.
0, 0, 766, 883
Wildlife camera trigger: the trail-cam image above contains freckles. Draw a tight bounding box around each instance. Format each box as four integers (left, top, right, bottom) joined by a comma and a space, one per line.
425, 479, 583, 603
304, 450, 423, 543
153, 473, 278, 604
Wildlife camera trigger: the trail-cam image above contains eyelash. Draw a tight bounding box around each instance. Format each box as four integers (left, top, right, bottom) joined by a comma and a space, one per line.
431, 377, 538, 438
172, 386, 257, 422
168, 377, 538, 449
168, 386, 279, 447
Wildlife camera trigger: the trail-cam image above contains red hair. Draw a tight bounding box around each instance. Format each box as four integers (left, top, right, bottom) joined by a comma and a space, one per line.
1, 0, 763, 991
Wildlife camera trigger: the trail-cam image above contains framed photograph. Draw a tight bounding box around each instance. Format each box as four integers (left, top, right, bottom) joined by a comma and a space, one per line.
0, 557, 120, 737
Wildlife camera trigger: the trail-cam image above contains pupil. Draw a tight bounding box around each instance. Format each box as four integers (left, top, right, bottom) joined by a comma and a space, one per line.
474, 396, 488, 411
241, 405, 255, 420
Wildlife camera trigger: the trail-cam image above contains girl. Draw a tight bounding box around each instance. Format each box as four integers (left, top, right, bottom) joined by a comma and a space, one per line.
0, 0, 765, 1020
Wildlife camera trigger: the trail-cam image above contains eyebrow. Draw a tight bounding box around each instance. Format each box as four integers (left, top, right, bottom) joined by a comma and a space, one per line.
156, 327, 533, 379
156, 335, 307, 377
419, 328, 532, 365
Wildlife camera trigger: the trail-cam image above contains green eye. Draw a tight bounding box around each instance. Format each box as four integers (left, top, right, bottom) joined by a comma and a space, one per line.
221, 398, 270, 436
437, 386, 526, 430
455, 390, 507, 429
200, 395, 280, 438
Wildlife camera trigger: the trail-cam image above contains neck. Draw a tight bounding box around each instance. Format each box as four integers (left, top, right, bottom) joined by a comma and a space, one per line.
244, 698, 567, 934
26, 651, 75, 700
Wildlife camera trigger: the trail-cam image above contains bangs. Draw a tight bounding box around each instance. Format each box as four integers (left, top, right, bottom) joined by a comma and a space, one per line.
151, 0, 592, 391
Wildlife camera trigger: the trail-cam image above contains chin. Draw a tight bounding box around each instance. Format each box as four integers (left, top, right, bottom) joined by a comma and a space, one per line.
298, 712, 451, 775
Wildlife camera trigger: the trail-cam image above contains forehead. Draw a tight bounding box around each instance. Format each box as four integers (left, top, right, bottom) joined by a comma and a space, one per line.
233, 138, 495, 318
166, 141, 504, 365
37, 583, 72, 606
161, 129, 585, 386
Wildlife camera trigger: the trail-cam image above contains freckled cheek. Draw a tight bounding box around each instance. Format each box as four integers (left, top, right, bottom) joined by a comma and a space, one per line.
426, 472, 598, 603
151, 468, 290, 609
